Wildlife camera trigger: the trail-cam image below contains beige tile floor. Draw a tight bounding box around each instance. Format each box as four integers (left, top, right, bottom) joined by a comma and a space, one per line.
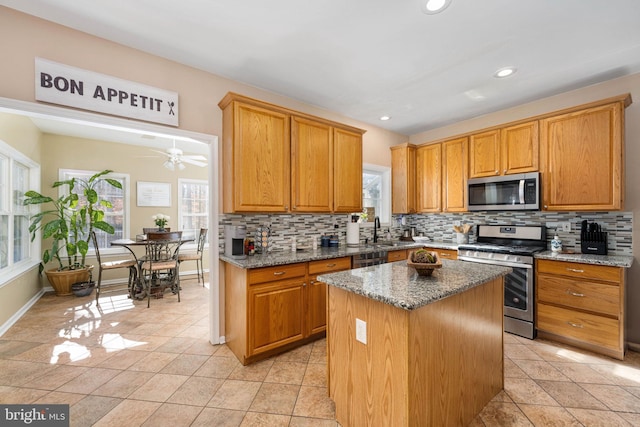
1, 276, 640, 426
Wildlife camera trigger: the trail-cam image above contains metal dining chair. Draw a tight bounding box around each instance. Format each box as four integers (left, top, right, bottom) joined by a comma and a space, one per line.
178, 228, 208, 285
91, 231, 138, 305
140, 231, 183, 307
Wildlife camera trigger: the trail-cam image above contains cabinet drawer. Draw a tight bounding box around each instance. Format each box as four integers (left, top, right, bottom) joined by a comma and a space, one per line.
387, 250, 408, 262
248, 263, 307, 285
537, 275, 620, 317
424, 248, 458, 260
308, 257, 351, 275
537, 303, 620, 351
537, 259, 621, 283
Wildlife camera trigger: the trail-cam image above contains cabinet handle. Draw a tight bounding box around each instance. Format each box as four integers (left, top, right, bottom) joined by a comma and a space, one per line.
292, 205, 296, 210
439, 253, 450, 257
273, 271, 286, 276
326, 263, 337, 267
285, 205, 289, 210
495, 170, 499, 175
302, 282, 307, 287
544, 205, 548, 209
310, 279, 316, 284
567, 321, 584, 328
504, 169, 507, 174
566, 268, 584, 273
566, 289, 585, 297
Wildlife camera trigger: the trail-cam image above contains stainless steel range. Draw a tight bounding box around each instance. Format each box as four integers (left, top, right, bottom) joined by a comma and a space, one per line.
457, 225, 546, 339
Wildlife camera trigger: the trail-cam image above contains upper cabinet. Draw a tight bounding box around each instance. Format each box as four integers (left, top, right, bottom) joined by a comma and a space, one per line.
219, 93, 365, 213
469, 121, 539, 178
391, 143, 416, 214
221, 99, 290, 212
540, 97, 629, 211
416, 143, 441, 213
333, 128, 364, 212
291, 116, 332, 212
501, 121, 539, 175
442, 137, 468, 212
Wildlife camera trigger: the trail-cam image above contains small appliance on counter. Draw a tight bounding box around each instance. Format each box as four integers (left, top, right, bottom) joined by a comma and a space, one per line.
224, 225, 247, 259
581, 220, 608, 255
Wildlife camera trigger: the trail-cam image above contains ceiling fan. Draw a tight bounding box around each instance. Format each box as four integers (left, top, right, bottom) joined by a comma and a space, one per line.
149, 141, 208, 170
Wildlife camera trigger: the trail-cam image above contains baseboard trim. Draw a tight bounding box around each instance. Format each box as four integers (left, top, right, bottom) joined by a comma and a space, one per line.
0, 289, 45, 337
627, 341, 640, 352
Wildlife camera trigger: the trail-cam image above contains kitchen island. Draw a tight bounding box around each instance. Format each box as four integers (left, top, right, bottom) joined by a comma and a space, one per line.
318, 259, 511, 427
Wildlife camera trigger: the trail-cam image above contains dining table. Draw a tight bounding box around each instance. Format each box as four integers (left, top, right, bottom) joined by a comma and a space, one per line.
111, 236, 194, 300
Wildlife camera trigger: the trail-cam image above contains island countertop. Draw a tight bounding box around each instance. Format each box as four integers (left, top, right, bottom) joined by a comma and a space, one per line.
318, 259, 511, 311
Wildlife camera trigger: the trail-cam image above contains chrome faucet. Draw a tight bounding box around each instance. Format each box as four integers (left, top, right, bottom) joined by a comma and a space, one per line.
373, 216, 381, 243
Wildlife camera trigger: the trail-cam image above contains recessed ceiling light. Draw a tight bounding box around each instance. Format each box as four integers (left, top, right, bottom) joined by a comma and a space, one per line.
422, 0, 452, 14
380, 115, 391, 121
494, 67, 517, 78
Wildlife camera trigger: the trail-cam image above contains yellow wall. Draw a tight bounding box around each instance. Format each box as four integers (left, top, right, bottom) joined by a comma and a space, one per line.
0, 113, 43, 326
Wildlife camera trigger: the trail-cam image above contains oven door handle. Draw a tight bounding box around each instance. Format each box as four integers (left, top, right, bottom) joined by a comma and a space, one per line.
457, 256, 533, 269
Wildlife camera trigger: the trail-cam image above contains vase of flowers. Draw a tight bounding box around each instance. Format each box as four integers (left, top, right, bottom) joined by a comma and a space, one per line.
152, 213, 170, 231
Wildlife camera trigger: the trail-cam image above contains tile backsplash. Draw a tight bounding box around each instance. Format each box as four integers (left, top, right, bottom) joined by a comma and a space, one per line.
219, 211, 632, 256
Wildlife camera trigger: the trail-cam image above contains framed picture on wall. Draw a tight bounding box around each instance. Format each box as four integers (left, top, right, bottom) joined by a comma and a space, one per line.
137, 181, 171, 207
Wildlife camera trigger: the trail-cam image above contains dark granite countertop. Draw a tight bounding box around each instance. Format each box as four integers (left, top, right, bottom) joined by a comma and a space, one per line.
534, 251, 634, 268
318, 260, 511, 311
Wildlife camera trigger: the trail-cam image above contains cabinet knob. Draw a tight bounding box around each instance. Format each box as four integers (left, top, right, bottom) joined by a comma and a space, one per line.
503, 169, 507, 174
543, 205, 548, 209
495, 170, 499, 175
302, 282, 307, 287
310, 279, 316, 284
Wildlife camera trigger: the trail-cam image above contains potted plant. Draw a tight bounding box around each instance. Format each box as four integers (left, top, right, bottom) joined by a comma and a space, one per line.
24, 170, 122, 296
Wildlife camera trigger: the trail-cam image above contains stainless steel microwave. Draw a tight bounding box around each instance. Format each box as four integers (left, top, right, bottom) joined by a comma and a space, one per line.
467, 172, 540, 211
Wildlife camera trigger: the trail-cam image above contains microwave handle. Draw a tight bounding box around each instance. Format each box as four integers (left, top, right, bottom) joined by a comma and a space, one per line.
519, 180, 525, 204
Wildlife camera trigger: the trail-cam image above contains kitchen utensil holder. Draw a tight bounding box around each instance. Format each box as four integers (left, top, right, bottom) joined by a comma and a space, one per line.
580, 232, 607, 255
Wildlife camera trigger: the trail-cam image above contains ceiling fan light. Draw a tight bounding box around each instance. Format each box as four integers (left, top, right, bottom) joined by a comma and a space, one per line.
164, 160, 175, 171
177, 162, 186, 171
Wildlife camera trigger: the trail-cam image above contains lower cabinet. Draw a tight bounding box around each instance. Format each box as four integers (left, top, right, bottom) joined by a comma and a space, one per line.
423, 247, 458, 260
224, 257, 350, 365
536, 259, 626, 360
387, 249, 408, 262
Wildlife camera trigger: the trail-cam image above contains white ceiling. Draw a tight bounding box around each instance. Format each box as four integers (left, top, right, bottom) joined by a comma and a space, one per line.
3, 0, 640, 136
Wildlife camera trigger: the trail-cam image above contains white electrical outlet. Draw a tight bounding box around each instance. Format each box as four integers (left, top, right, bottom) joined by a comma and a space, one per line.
560, 222, 571, 232
356, 318, 367, 344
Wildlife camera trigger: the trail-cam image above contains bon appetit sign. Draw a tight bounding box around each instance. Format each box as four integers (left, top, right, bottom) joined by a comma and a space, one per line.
35, 58, 179, 126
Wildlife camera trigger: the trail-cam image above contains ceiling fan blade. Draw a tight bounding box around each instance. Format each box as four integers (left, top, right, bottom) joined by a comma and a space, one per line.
182, 154, 207, 161
181, 158, 208, 167
150, 149, 171, 157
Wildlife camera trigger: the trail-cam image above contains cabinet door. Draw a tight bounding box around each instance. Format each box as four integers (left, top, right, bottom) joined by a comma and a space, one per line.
391, 144, 416, 214
424, 247, 458, 260
291, 116, 332, 212
501, 121, 539, 175
333, 128, 363, 212
540, 102, 623, 211
307, 276, 327, 335
233, 102, 290, 212
469, 130, 501, 178
416, 143, 442, 213
248, 278, 305, 356
442, 137, 468, 212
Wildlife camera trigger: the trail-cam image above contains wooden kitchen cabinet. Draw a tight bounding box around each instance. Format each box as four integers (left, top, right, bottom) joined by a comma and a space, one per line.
536, 259, 626, 360
333, 128, 363, 212
423, 247, 457, 260
501, 121, 539, 175
442, 137, 468, 212
540, 96, 630, 211
469, 122, 539, 178
220, 92, 364, 214
391, 143, 416, 214
308, 257, 351, 335
469, 129, 501, 178
387, 249, 408, 262
416, 143, 442, 213
291, 116, 332, 212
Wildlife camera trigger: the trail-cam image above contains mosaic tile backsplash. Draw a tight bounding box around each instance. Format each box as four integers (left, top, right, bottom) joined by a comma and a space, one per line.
219, 211, 633, 256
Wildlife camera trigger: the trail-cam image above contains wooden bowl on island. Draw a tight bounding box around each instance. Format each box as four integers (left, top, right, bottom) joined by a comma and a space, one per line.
407, 249, 442, 276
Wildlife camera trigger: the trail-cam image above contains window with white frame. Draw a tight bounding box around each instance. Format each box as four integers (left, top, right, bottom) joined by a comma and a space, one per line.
178, 179, 209, 241
362, 164, 391, 226
0, 138, 40, 284
59, 169, 129, 252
